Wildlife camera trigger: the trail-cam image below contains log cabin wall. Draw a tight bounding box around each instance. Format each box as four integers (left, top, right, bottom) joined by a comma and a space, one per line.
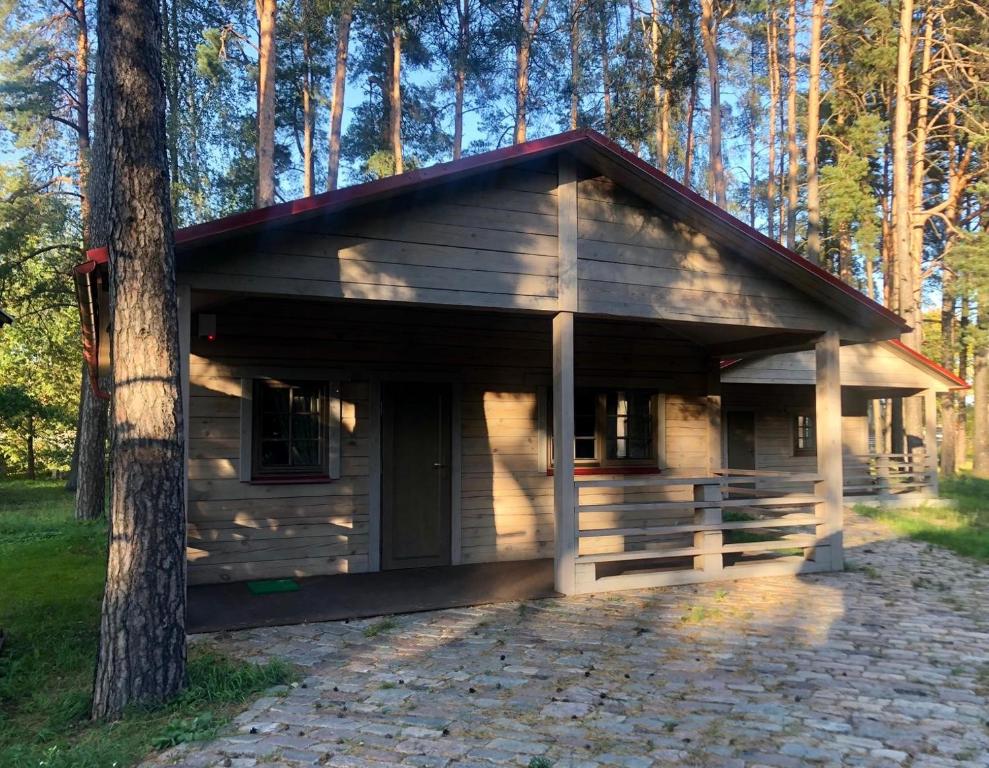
721, 384, 869, 476
185, 301, 715, 585
574, 174, 855, 333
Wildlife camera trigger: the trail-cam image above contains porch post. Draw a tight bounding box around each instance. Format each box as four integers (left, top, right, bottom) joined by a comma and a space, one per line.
178, 284, 191, 528
923, 388, 939, 497
815, 330, 843, 571
553, 311, 577, 595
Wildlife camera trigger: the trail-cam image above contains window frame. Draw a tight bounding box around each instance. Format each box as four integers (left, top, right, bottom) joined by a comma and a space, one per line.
550, 388, 664, 470
251, 378, 332, 481
792, 412, 817, 457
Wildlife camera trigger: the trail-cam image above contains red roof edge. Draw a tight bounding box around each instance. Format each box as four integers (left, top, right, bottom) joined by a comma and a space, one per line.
888, 339, 969, 389
171, 127, 907, 334
87, 246, 109, 264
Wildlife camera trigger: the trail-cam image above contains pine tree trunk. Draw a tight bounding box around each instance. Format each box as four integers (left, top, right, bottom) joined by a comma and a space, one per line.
27, 413, 36, 480
683, 78, 696, 187
301, 3, 315, 197
599, 2, 611, 135
766, 6, 778, 242
327, 1, 352, 190
784, 0, 798, 249
805, 0, 823, 265
91, 0, 186, 721
974, 329, 989, 478
570, 0, 581, 131
892, 0, 913, 326
515, 0, 532, 144
256, 0, 277, 206
75, 371, 108, 520
452, 0, 468, 159
699, 0, 726, 208
390, 25, 403, 174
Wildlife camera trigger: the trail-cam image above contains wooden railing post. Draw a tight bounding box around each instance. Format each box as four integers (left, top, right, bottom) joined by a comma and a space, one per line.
923, 388, 939, 497
552, 311, 577, 595
876, 453, 891, 498
814, 330, 843, 571
693, 481, 723, 575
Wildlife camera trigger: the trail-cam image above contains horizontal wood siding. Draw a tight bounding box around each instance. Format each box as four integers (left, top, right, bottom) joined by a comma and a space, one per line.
575, 175, 850, 331
722, 342, 951, 391
186, 299, 715, 583
180, 163, 559, 313
722, 384, 871, 477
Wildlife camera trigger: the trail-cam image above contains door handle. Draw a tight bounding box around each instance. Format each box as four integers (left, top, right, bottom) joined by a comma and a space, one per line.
432, 462, 446, 468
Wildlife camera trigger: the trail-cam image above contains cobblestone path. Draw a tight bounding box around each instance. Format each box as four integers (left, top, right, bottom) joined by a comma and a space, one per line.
152, 512, 989, 767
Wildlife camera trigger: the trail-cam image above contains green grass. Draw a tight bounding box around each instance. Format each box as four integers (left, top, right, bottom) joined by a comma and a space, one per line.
0, 479, 294, 768
363, 617, 397, 638
856, 474, 989, 563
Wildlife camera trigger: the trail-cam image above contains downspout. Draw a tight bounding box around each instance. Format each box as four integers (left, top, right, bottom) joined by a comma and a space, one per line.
73, 247, 111, 400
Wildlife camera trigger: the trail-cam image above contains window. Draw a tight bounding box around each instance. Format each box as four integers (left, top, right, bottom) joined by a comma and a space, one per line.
252, 379, 329, 479
793, 413, 816, 456
551, 389, 662, 468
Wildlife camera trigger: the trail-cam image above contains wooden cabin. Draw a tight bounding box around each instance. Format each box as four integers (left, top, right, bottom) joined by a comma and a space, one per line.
75, 129, 909, 604
721, 341, 967, 502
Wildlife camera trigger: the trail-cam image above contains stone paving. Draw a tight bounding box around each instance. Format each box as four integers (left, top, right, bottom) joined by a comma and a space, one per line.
152, 512, 989, 768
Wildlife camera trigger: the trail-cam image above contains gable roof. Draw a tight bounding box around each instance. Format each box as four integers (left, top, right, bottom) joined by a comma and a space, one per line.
721, 339, 968, 391
174, 129, 907, 339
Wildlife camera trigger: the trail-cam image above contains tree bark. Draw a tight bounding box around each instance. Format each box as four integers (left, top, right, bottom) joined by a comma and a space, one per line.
27, 413, 36, 481
301, 0, 315, 197
91, 0, 186, 720
514, 0, 548, 144
256, 0, 277, 206
892, 0, 913, 328
74, 369, 108, 520
650, 0, 666, 170
699, 0, 726, 208
766, 5, 778, 242
941, 272, 957, 476
599, 1, 611, 135
452, 0, 469, 159
974, 327, 989, 478
683, 77, 696, 187
805, 0, 824, 264
569, 0, 582, 131
327, 0, 352, 190
785, 0, 798, 249
389, 24, 403, 174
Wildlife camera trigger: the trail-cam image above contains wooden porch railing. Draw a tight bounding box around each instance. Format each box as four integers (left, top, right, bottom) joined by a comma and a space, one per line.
842, 452, 933, 497
572, 472, 833, 594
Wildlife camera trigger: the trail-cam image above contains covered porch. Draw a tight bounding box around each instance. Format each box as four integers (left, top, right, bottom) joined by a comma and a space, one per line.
182, 292, 847, 599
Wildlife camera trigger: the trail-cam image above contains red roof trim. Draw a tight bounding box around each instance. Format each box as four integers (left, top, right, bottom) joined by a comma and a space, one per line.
172, 128, 906, 333
888, 339, 969, 389
87, 246, 109, 264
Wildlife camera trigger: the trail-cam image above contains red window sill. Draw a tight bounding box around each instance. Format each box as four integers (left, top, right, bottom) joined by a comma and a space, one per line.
249, 475, 334, 485
546, 466, 664, 477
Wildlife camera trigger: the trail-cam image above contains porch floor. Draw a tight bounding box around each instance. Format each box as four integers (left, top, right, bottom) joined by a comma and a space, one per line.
187, 558, 557, 633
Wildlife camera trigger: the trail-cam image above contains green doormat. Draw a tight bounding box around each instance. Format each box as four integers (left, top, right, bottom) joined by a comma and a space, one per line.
247, 579, 300, 595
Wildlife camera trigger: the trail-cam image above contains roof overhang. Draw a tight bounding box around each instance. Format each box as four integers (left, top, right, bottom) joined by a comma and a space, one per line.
173, 129, 907, 342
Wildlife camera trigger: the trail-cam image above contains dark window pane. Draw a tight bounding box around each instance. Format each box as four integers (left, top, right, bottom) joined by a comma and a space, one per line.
262, 412, 290, 440
291, 440, 320, 466
292, 412, 320, 441
263, 385, 290, 413
255, 380, 327, 475
261, 440, 289, 466
575, 437, 596, 460
606, 391, 653, 461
